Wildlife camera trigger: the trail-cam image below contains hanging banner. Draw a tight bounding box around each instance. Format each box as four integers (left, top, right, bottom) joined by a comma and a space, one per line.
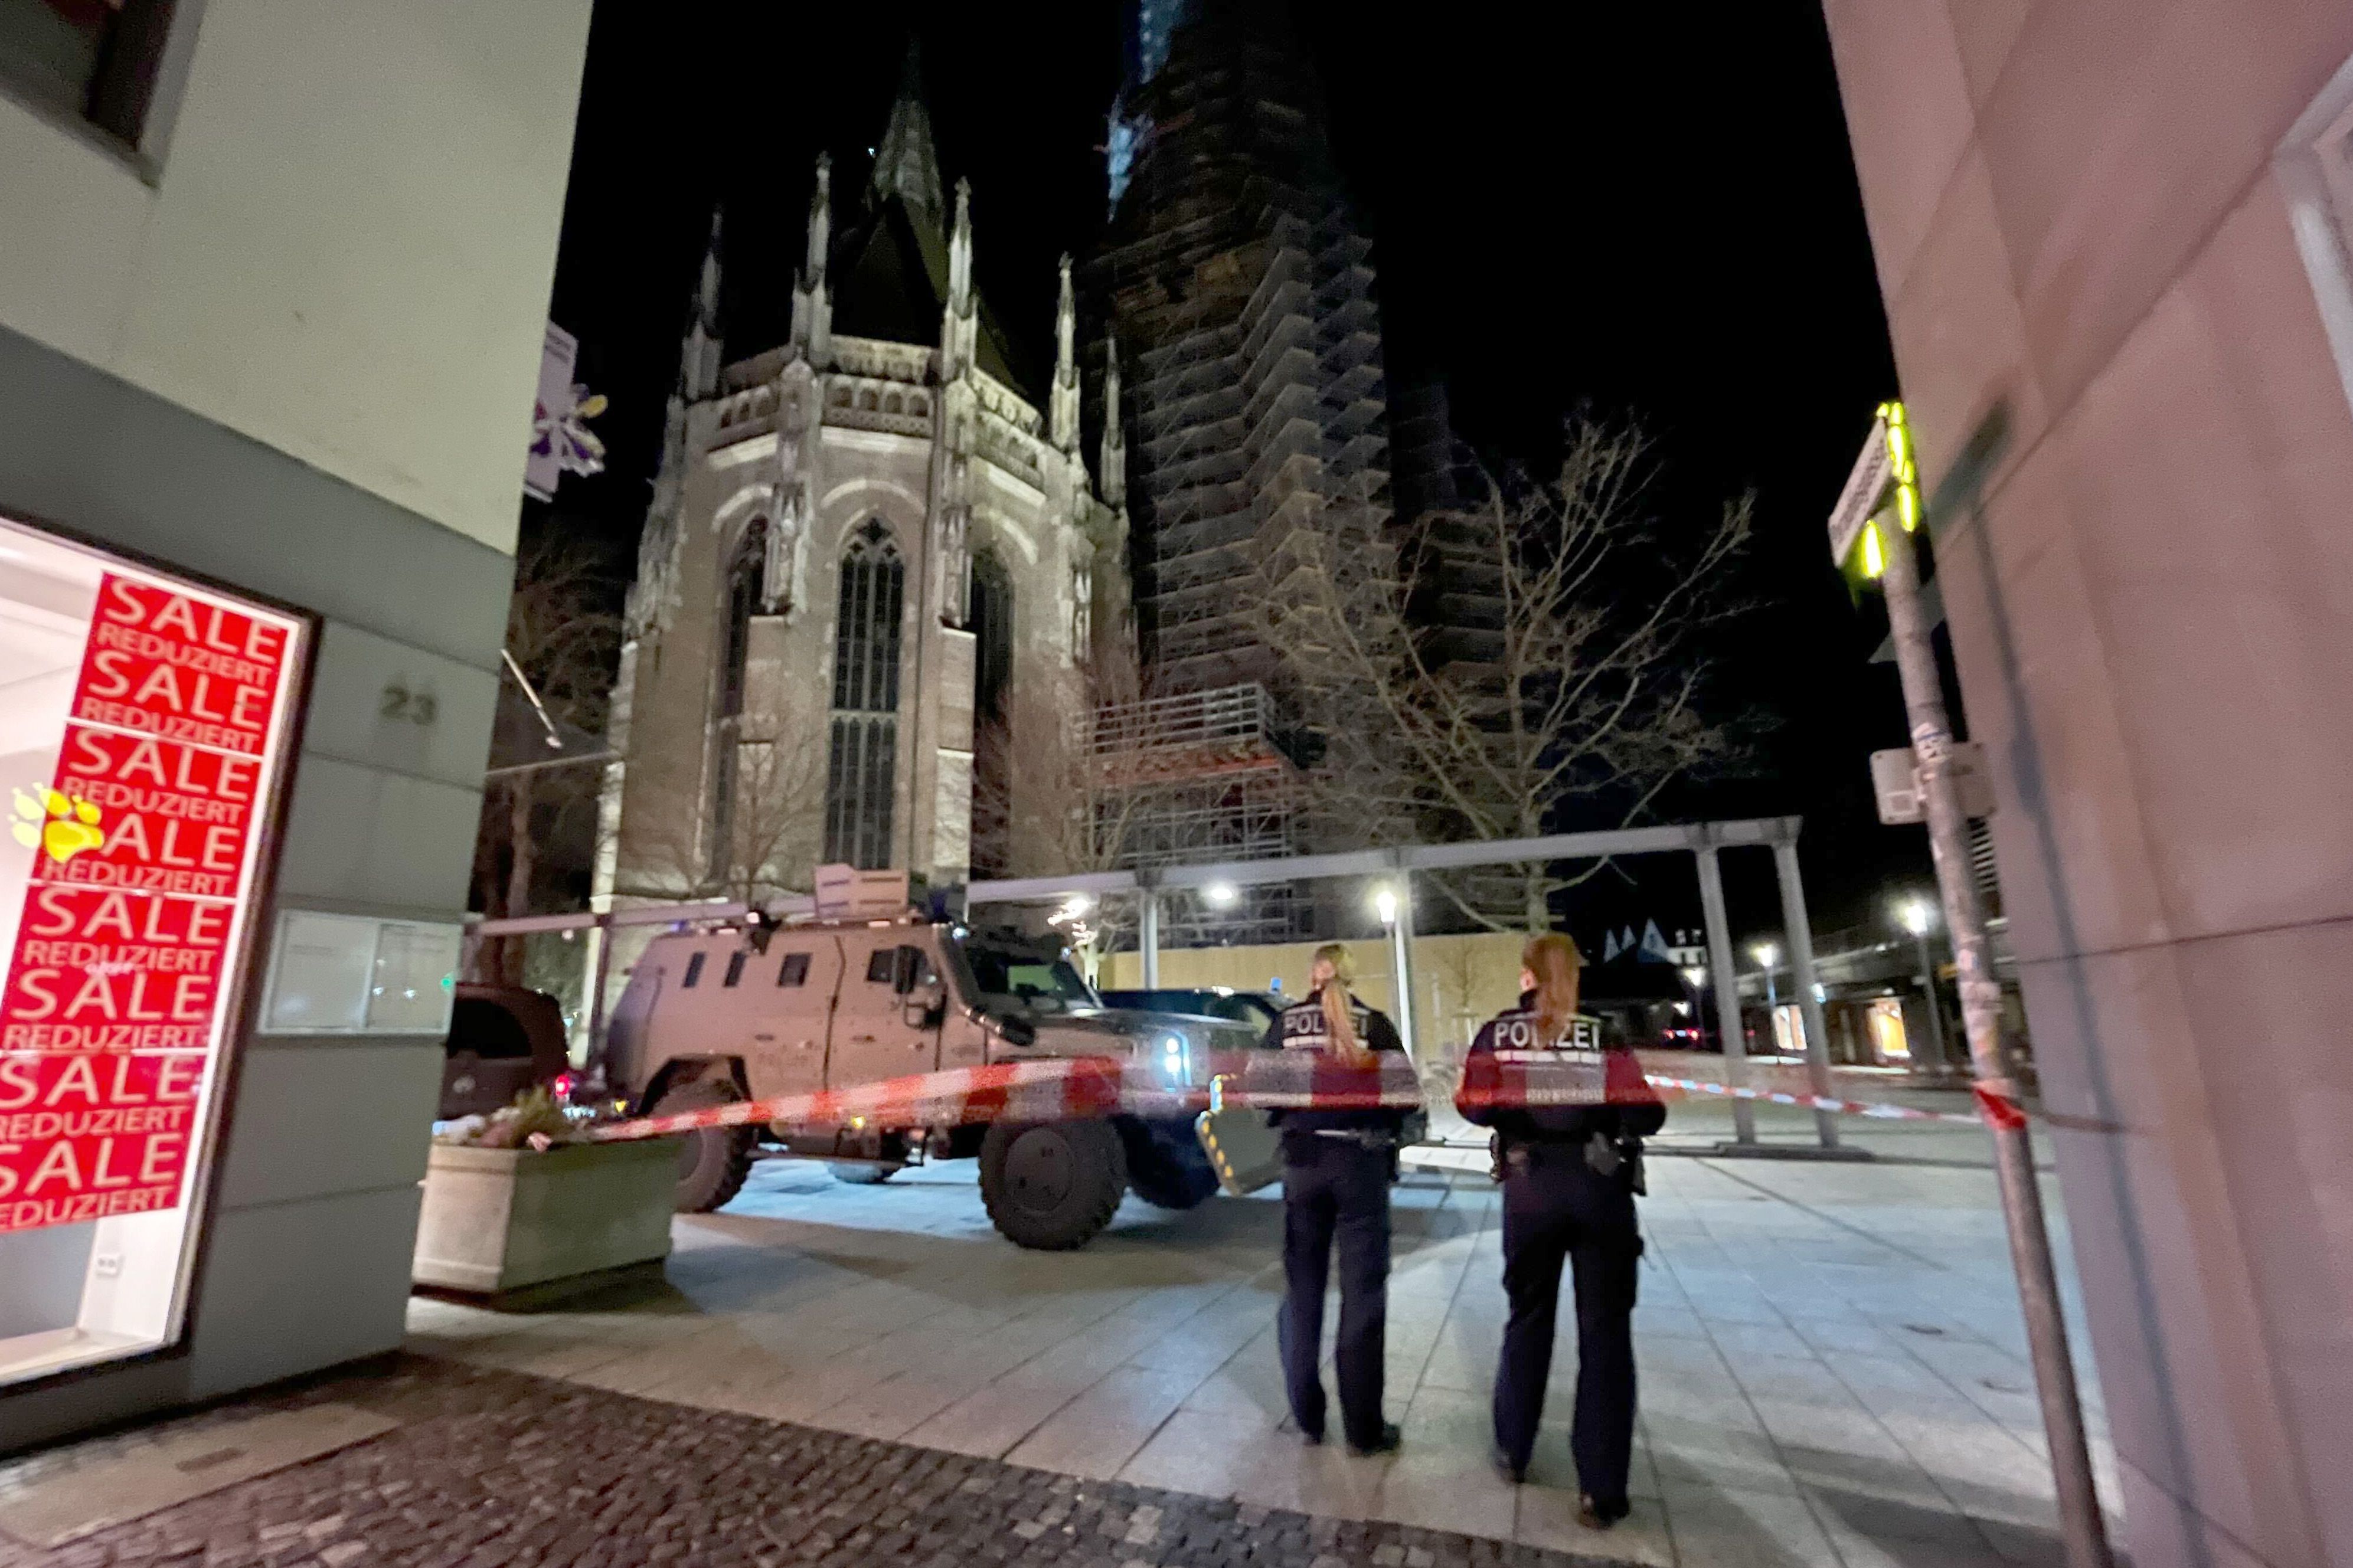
2, 523, 305, 1240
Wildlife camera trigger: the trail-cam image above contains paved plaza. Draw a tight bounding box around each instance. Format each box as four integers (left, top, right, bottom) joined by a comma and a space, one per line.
0, 1096, 2125, 1568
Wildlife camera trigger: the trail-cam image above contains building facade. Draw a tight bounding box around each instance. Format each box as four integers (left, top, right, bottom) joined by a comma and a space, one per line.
1822, 7, 2353, 1565
597, 70, 1129, 911
0, 0, 589, 1447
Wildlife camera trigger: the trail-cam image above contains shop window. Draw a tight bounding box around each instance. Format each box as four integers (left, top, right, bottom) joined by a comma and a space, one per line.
0, 0, 179, 149
1865, 996, 1911, 1063
0, 510, 309, 1388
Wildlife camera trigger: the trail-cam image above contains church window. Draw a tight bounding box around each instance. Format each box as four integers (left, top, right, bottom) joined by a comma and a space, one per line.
970, 550, 1014, 726
718, 521, 765, 721
884, 391, 904, 414
966, 550, 1014, 879
858, 388, 880, 411
909, 394, 930, 417
710, 520, 766, 886
824, 520, 903, 869
829, 384, 851, 408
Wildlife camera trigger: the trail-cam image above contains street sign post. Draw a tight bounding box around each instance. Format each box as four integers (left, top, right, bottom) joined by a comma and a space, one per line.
1834, 404, 2113, 1568
1827, 408, 1892, 569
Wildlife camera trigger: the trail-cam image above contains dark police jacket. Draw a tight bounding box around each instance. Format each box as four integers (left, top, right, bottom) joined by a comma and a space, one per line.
1259, 987, 1409, 1140
1455, 992, 1666, 1147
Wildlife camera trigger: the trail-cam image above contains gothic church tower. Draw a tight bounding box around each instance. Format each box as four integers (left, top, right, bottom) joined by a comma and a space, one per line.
596, 46, 1130, 914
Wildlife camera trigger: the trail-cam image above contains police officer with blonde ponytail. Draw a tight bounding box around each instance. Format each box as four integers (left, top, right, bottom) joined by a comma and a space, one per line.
1457, 933, 1664, 1525
1262, 942, 1407, 1456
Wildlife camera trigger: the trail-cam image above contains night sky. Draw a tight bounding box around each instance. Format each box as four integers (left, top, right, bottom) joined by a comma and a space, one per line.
532, 1, 1931, 946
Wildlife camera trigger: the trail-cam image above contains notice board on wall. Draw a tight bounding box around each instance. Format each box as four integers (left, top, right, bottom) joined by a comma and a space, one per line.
1, 518, 308, 1245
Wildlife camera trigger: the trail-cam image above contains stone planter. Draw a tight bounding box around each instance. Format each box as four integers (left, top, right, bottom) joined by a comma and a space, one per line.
413, 1138, 679, 1295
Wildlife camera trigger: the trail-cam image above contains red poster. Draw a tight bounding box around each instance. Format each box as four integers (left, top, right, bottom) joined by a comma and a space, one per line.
1, 570, 299, 1233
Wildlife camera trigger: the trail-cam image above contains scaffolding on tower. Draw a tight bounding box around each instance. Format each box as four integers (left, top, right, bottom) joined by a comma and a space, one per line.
1086, 682, 1309, 947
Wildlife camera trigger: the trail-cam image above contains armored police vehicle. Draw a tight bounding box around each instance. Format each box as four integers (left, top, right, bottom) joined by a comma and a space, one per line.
603, 911, 1277, 1250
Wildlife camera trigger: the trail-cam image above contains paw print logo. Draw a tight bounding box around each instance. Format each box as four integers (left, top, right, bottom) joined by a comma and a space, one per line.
10, 787, 105, 864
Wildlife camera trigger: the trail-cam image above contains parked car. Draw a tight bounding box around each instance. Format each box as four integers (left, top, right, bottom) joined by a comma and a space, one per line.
440, 983, 571, 1119
1097, 986, 1284, 1037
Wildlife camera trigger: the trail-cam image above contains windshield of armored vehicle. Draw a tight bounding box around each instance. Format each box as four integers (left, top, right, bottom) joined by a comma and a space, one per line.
960, 942, 1097, 1011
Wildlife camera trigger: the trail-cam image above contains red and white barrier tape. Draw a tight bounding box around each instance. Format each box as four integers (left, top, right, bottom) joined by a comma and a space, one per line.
1638, 1072, 1983, 1125
575, 1052, 2019, 1144
582, 1058, 1125, 1144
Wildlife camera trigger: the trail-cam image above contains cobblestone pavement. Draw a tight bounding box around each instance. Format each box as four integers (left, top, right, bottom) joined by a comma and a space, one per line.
0, 1357, 1635, 1568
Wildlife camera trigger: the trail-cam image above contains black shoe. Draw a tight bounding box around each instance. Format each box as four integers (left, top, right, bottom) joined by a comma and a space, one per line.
1491, 1448, 1526, 1486
1576, 1494, 1630, 1530
1345, 1423, 1403, 1458
1299, 1426, 1324, 1448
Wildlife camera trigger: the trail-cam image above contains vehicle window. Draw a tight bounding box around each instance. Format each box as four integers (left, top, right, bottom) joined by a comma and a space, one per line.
723, 952, 747, 987
777, 951, 811, 987
894, 945, 935, 993
1212, 995, 1280, 1030
683, 952, 706, 988
865, 948, 897, 984
446, 997, 532, 1060
960, 944, 1096, 1010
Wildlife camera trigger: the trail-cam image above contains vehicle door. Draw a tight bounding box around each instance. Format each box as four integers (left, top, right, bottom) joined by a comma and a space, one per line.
1195, 1007, 1286, 1196
921, 934, 988, 1071
738, 937, 840, 1102
828, 931, 945, 1088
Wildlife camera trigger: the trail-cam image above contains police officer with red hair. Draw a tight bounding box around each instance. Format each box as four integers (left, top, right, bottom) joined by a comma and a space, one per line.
1457, 932, 1664, 1526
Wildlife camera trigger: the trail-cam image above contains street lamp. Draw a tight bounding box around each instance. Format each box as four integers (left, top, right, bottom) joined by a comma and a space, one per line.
1896, 898, 1950, 1071
1371, 883, 1416, 1058
1202, 881, 1238, 909
1751, 941, 1780, 1050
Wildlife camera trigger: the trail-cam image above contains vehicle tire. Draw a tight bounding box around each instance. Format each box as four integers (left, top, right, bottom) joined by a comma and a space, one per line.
979, 1118, 1126, 1250
655, 1079, 754, 1213
829, 1161, 902, 1185
1119, 1120, 1218, 1211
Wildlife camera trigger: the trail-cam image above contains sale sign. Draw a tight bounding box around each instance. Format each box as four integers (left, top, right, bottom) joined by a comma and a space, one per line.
1, 562, 302, 1235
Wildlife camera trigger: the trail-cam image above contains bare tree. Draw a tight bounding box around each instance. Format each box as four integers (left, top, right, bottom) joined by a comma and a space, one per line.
1256, 415, 1754, 932
472, 532, 622, 980
970, 646, 1180, 958
604, 724, 826, 909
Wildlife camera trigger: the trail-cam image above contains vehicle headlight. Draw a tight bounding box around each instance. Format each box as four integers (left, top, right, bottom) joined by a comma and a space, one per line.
1159, 1032, 1189, 1084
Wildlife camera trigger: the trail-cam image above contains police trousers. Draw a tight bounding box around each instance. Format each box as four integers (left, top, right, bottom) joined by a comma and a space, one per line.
1279, 1138, 1393, 1448
1494, 1145, 1642, 1500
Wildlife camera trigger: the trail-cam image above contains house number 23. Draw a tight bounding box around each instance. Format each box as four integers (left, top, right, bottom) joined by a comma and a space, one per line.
381, 683, 438, 725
